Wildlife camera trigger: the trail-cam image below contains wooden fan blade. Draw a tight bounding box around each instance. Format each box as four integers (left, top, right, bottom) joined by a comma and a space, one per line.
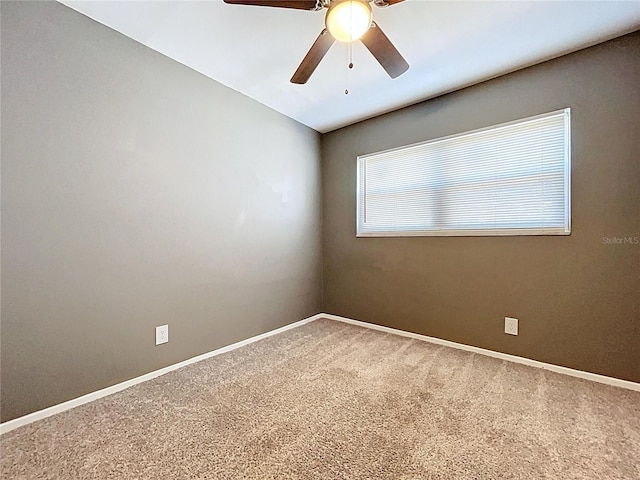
291, 29, 335, 84
360, 22, 409, 78
223, 0, 319, 10
373, 0, 405, 6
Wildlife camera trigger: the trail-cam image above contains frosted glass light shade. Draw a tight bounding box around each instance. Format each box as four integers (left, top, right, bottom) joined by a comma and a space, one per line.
326, 1, 373, 43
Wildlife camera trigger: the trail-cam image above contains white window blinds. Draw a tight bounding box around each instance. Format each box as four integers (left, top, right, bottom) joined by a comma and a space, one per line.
357, 109, 571, 237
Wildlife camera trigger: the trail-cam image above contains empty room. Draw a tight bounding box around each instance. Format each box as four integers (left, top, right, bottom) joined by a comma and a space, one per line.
1, 0, 639, 478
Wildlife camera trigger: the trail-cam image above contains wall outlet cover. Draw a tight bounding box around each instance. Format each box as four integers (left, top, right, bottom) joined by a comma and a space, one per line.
505, 317, 518, 335
155, 325, 169, 345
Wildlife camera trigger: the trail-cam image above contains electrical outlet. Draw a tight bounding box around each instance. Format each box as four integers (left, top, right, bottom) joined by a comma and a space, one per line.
155, 325, 169, 345
505, 317, 518, 336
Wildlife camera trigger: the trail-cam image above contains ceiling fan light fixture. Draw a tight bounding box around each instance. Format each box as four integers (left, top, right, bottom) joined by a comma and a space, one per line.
326, 0, 373, 43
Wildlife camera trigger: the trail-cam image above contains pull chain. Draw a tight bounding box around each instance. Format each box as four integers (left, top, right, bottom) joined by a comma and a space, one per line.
345, 1, 355, 95
345, 42, 354, 95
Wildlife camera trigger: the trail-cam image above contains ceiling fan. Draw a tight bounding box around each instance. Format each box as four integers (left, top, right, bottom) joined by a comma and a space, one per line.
223, 0, 409, 84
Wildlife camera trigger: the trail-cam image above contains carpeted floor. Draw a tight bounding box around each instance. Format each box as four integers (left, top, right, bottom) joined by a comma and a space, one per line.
1, 318, 639, 479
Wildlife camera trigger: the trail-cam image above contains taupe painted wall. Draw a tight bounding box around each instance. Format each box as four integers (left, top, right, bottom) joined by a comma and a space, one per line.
322, 32, 640, 382
1, 1, 322, 422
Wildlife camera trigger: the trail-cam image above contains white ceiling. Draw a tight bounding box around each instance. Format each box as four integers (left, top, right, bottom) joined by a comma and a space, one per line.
59, 0, 640, 133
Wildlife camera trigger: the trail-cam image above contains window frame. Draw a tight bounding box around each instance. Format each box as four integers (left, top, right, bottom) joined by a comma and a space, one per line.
356, 108, 572, 237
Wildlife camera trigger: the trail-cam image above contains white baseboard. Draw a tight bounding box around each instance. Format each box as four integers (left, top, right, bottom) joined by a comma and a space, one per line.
321, 313, 640, 393
3, 311, 638, 435
0, 313, 324, 435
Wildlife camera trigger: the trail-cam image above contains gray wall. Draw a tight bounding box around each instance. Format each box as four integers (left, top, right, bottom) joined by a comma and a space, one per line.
1, 1, 322, 422
322, 32, 640, 383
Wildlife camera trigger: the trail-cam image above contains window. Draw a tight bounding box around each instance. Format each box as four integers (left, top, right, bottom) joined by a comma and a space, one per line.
357, 109, 571, 237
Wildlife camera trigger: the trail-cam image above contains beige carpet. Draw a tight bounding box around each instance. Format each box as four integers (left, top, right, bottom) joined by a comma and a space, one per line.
1, 319, 639, 479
